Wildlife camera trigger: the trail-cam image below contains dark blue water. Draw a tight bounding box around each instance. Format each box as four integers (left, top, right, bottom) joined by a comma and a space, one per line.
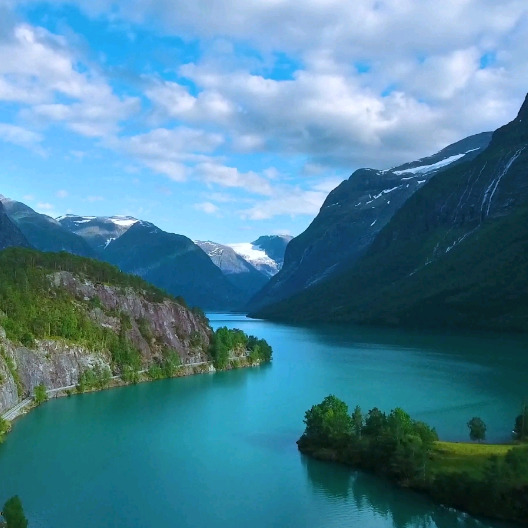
0, 314, 525, 527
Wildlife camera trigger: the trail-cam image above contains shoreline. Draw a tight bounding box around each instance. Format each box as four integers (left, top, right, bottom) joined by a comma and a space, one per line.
1, 355, 263, 434
298, 440, 526, 526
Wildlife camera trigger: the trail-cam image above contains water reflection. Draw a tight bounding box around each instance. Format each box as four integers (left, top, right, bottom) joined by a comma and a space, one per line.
301, 453, 353, 499
301, 454, 513, 528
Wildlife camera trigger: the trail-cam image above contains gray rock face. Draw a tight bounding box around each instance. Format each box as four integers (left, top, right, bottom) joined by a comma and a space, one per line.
51, 271, 211, 364
0, 328, 19, 413
0, 271, 212, 415
14, 342, 107, 395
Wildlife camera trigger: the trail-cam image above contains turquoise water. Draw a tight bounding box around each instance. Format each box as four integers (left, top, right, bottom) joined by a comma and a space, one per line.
0, 314, 526, 527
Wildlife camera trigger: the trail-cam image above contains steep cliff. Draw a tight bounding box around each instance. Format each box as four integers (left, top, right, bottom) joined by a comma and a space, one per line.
0, 248, 212, 415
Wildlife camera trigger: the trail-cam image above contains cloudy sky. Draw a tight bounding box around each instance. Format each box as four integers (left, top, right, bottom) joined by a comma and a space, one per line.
0, 0, 527, 243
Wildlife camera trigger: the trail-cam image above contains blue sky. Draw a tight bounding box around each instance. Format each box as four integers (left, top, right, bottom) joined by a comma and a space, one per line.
0, 0, 527, 243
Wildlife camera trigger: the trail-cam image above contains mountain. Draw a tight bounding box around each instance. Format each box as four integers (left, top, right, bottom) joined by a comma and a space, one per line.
0, 196, 94, 257
0, 201, 31, 250
56, 214, 138, 252
249, 132, 492, 311
195, 240, 269, 299
103, 221, 245, 310
253, 95, 528, 332
229, 235, 293, 277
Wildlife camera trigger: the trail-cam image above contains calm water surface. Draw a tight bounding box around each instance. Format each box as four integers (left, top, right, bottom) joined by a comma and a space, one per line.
0, 314, 527, 528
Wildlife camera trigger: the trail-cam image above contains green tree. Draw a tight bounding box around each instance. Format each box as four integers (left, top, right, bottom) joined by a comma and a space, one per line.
362, 407, 387, 438
467, 416, 486, 442
513, 404, 528, 441
302, 395, 353, 446
0, 417, 10, 443
33, 384, 47, 405
352, 405, 363, 437
2, 495, 28, 528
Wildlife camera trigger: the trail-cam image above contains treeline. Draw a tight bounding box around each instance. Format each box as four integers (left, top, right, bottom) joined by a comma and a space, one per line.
209, 326, 272, 369
0, 248, 172, 375
298, 395, 528, 524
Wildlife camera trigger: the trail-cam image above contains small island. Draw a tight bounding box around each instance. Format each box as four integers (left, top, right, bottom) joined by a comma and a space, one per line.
298, 395, 528, 525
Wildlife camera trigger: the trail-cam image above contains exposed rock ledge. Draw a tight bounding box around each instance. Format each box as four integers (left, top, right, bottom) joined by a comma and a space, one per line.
0, 271, 214, 416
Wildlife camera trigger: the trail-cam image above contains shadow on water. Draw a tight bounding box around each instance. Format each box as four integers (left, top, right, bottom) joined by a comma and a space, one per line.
301, 454, 515, 528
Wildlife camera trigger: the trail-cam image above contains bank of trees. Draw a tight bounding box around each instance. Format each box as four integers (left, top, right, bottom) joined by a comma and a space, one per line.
1, 496, 28, 528
0, 417, 9, 444
299, 395, 438, 483
209, 327, 272, 369
298, 395, 528, 524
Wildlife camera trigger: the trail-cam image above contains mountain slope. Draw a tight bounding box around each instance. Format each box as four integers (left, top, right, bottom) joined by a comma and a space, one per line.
253, 96, 528, 332
103, 221, 245, 309
195, 240, 269, 299
249, 132, 492, 311
0, 196, 94, 257
229, 235, 292, 277
57, 214, 138, 252
0, 201, 31, 250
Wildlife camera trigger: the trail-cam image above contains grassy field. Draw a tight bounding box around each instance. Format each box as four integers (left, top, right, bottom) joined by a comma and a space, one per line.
430, 441, 519, 478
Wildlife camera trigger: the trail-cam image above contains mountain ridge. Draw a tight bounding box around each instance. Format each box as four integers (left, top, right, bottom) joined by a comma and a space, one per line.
249, 131, 492, 312
252, 95, 528, 332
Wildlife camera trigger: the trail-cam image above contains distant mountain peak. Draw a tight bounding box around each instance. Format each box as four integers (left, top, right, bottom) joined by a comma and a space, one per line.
57, 214, 139, 252
228, 235, 292, 278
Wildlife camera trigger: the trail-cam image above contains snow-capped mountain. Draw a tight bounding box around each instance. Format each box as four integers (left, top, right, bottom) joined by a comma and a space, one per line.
0, 196, 94, 257
249, 131, 493, 312
195, 240, 269, 297
228, 235, 292, 277
56, 214, 138, 252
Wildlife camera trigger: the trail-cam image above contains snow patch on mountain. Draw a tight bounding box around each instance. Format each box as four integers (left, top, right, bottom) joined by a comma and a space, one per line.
393, 150, 478, 176
228, 242, 280, 277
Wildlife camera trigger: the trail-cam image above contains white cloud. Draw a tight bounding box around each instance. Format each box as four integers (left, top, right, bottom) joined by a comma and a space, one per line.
134, 0, 528, 169
56, 189, 68, 198
194, 201, 219, 214
194, 162, 273, 195
0, 123, 44, 153
241, 186, 329, 220
1, 0, 528, 235
0, 23, 139, 138
114, 127, 225, 181
36, 201, 54, 211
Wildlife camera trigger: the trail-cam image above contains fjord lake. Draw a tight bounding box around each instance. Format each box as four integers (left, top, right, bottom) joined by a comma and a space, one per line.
1, 314, 526, 528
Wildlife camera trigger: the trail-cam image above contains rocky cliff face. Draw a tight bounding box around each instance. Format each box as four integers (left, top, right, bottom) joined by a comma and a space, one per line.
0, 270, 211, 415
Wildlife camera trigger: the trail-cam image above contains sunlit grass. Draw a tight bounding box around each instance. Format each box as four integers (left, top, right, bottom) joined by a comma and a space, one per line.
430, 441, 516, 478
